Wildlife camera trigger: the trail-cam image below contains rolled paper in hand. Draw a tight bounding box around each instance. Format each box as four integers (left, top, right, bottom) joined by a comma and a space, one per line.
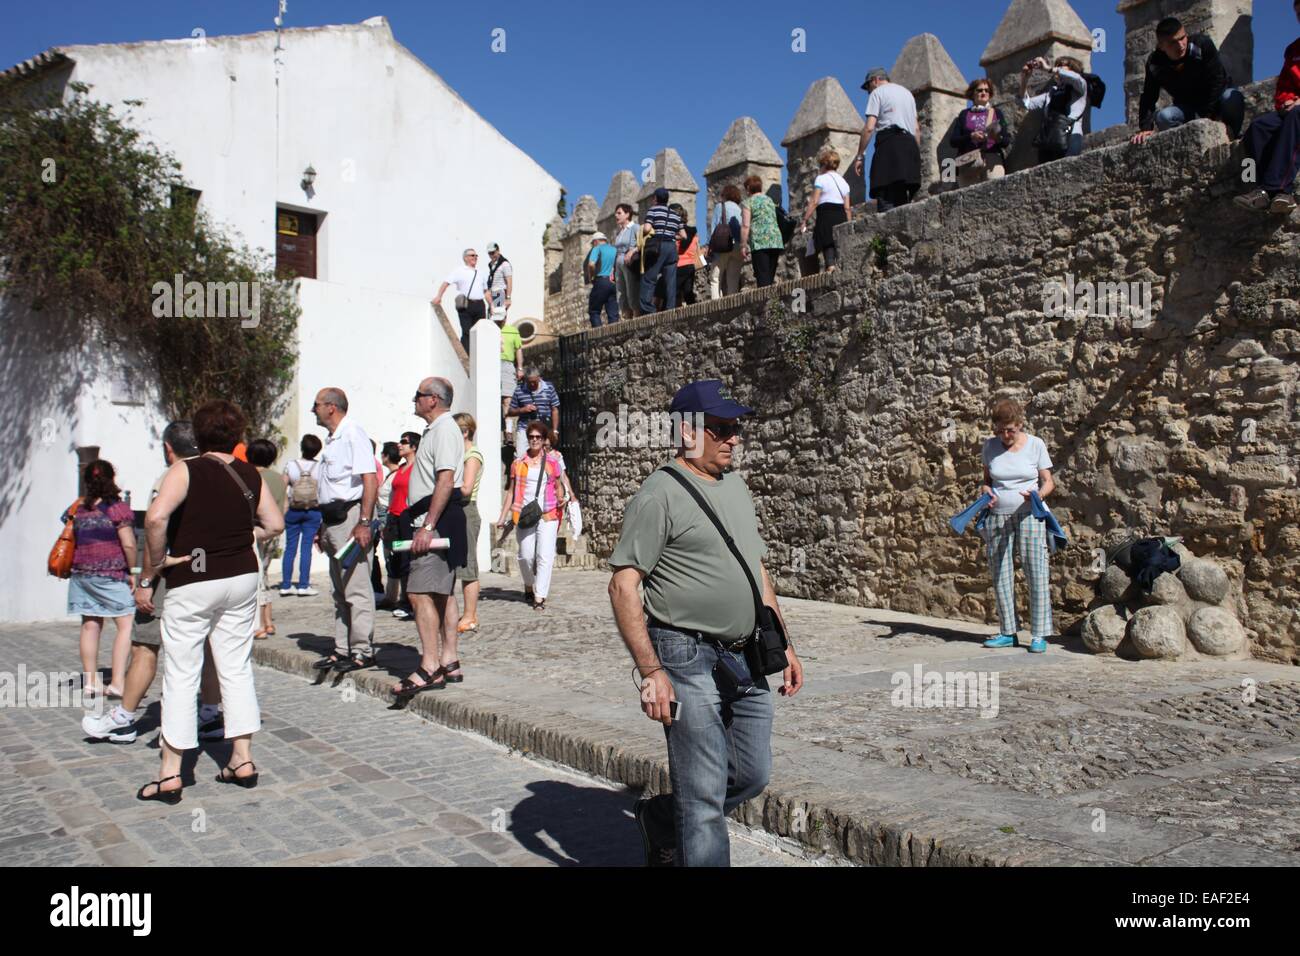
391, 538, 451, 552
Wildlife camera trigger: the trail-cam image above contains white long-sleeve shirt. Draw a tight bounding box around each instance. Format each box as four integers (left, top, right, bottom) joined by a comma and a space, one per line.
1024, 68, 1088, 136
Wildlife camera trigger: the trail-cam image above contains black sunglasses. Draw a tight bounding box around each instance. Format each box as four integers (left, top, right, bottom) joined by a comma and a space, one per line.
412, 391, 436, 402
705, 422, 743, 440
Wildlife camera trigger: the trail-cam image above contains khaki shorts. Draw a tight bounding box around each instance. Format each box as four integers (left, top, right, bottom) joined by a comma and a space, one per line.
131, 578, 167, 648
456, 505, 481, 583
408, 549, 456, 596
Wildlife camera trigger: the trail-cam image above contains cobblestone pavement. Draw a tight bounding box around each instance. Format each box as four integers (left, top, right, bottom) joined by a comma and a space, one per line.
10, 567, 1300, 866
253, 568, 1300, 865
0, 624, 811, 867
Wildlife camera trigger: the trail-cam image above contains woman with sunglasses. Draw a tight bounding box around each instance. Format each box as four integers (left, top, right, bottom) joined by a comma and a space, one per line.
949, 78, 1012, 187
496, 422, 567, 611
979, 398, 1056, 653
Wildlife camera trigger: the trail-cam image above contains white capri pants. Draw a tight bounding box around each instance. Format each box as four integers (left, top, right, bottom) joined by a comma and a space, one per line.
516, 518, 559, 599
160, 572, 261, 750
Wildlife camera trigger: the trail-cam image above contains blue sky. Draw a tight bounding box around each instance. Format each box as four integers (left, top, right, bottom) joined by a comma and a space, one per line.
4, 0, 1297, 225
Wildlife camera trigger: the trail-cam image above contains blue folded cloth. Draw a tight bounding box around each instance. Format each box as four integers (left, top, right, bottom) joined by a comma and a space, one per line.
1029, 490, 1068, 554
950, 493, 992, 535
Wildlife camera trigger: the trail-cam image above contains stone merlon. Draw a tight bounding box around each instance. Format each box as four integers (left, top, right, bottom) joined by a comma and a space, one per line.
893, 33, 968, 97
597, 170, 639, 221
781, 76, 863, 146
703, 116, 783, 176
635, 147, 699, 201
981, 0, 1094, 65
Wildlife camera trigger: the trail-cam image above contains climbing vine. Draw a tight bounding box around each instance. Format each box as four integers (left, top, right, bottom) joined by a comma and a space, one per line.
0, 83, 299, 438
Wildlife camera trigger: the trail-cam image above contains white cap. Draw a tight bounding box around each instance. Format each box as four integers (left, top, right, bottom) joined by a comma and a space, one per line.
591, 231, 608, 243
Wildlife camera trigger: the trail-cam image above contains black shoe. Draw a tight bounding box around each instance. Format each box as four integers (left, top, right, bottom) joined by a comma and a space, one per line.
633, 797, 676, 867
198, 713, 225, 741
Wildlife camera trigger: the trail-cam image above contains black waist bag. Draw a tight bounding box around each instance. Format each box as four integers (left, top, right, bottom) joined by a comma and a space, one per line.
1034, 107, 1074, 155
658, 467, 789, 677
318, 498, 358, 526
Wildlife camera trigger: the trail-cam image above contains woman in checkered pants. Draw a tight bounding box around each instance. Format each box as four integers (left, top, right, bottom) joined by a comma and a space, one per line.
979, 399, 1056, 653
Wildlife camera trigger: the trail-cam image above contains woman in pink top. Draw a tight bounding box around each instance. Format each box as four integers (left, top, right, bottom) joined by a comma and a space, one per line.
64, 460, 138, 698
495, 422, 568, 611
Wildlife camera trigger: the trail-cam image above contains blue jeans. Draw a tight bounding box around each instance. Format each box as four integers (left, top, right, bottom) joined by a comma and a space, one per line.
588, 275, 618, 327
1155, 88, 1245, 139
281, 508, 322, 588
639, 237, 678, 314
640, 626, 774, 867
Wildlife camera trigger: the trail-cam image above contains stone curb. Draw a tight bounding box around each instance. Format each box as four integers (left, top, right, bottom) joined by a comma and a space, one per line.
251, 640, 1058, 867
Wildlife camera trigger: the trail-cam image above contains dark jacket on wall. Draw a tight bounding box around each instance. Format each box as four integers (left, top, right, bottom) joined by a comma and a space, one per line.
1138, 34, 1232, 131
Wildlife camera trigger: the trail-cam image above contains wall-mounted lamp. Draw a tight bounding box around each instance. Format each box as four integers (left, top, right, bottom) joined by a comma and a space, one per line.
300, 164, 316, 191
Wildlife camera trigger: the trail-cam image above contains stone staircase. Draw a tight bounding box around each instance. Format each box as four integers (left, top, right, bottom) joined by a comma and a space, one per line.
490, 522, 602, 576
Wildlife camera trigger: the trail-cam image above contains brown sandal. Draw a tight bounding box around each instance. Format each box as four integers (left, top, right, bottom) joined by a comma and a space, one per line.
440, 660, 464, 684
393, 665, 445, 698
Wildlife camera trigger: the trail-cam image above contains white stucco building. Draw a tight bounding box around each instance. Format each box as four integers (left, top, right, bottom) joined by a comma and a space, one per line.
1, 16, 560, 622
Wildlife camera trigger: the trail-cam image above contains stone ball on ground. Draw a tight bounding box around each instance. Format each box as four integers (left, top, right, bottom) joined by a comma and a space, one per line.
1082, 603, 1128, 654
1187, 606, 1247, 657
1127, 606, 1189, 660
1146, 573, 1191, 611
1178, 558, 1230, 604
1097, 565, 1131, 603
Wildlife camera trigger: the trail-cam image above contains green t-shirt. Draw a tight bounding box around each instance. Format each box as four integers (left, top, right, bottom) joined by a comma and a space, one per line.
258, 467, 287, 512
500, 324, 522, 363
609, 460, 767, 638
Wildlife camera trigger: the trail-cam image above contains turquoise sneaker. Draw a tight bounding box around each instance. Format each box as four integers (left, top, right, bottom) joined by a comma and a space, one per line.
1029, 638, 1048, 653
983, 634, 1016, 648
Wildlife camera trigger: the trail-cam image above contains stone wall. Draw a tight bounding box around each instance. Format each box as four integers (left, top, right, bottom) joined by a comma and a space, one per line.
531, 120, 1300, 664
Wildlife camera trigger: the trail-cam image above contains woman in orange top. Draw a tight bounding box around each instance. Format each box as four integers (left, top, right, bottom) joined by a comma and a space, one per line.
495, 421, 567, 611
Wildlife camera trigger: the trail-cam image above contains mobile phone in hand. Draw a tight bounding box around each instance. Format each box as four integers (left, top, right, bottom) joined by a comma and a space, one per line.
669, 700, 681, 721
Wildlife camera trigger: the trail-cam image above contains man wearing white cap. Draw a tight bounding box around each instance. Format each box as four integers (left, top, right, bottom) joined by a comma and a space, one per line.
584, 231, 619, 328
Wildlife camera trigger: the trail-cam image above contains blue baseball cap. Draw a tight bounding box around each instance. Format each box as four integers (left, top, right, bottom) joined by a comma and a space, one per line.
670, 380, 753, 418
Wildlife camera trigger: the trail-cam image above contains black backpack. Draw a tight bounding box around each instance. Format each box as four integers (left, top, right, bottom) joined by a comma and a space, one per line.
1082, 72, 1106, 109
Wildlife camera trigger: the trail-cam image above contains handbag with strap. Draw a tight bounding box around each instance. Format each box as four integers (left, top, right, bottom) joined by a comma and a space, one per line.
516, 455, 549, 529
454, 269, 478, 310
658, 467, 789, 677
47, 499, 82, 578
708, 201, 735, 253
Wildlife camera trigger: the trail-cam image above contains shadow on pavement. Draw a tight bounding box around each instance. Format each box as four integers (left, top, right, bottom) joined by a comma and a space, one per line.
509, 780, 644, 867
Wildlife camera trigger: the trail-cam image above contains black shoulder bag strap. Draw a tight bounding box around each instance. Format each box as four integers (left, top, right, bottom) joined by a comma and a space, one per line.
205, 453, 257, 524
658, 466, 789, 675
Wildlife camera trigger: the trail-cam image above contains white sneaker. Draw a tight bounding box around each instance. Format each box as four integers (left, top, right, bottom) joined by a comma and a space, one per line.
82, 706, 137, 743
1270, 193, 1297, 215
295, 586, 319, 596
1234, 189, 1270, 211
279, 585, 293, 596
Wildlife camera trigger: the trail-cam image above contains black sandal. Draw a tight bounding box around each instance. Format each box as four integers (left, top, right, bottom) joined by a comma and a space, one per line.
533, 599, 547, 612
312, 653, 346, 671
393, 665, 445, 698
441, 660, 464, 684
334, 653, 378, 673
215, 760, 259, 788
137, 774, 183, 804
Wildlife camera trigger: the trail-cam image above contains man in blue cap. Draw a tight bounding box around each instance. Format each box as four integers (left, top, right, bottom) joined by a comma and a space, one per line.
639, 187, 684, 314
608, 379, 804, 866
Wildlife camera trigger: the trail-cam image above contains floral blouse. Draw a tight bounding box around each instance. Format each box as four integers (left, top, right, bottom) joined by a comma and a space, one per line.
63, 499, 134, 580
745, 194, 783, 251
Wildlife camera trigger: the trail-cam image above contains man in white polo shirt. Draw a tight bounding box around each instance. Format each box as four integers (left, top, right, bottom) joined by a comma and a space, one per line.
311, 387, 380, 671
434, 248, 488, 354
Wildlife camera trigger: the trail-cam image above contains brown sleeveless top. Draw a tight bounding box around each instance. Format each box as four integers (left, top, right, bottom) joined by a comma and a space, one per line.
163, 456, 262, 590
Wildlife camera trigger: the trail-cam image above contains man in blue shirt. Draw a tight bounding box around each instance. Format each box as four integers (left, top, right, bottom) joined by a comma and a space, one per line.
585, 232, 619, 328
508, 370, 561, 459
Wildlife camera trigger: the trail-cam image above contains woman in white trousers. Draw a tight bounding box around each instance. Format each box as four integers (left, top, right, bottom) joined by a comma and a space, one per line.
138, 400, 284, 803
496, 422, 567, 612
